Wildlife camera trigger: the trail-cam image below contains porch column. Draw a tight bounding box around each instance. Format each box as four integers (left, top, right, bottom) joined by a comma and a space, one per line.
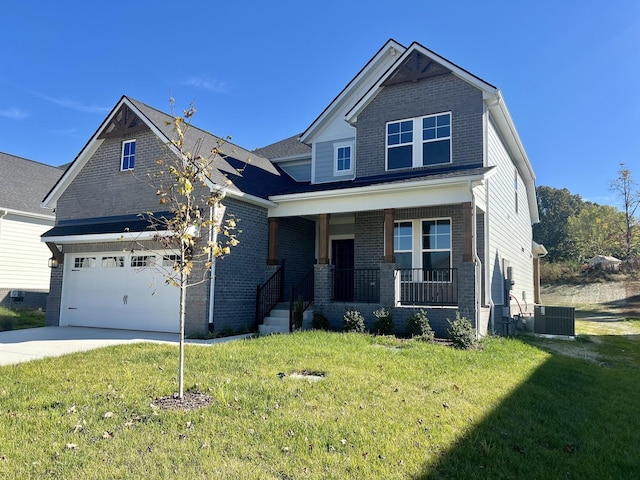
462, 202, 473, 262
318, 213, 330, 264
383, 208, 395, 263
268, 217, 279, 265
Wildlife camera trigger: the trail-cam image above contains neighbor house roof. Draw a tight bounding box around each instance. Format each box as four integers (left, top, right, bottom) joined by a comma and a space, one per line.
0, 151, 63, 219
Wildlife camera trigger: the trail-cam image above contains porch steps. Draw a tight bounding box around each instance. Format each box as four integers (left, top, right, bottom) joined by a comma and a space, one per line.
258, 303, 313, 335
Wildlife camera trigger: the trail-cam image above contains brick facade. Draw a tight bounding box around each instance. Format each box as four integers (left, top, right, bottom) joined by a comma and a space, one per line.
355, 73, 484, 178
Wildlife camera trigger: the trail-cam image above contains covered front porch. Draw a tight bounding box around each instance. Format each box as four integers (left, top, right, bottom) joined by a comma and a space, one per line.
261, 202, 487, 337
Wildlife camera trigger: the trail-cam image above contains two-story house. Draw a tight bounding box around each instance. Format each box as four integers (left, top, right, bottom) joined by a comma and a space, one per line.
42, 39, 541, 337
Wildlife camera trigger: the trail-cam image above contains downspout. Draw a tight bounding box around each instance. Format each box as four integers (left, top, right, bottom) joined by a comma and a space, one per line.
468, 181, 482, 339
207, 203, 218, 330
485, 178, 495, 334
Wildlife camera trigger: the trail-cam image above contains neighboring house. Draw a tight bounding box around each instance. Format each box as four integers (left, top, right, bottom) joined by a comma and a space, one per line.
43, 39, 542, 337
0, 152, 64, 308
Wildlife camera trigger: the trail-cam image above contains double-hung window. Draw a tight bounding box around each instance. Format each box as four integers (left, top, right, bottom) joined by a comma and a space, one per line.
334, 141, 354, 175
394, 218, 452, 281
386, 112, 451, 170
121, 139, 136, 171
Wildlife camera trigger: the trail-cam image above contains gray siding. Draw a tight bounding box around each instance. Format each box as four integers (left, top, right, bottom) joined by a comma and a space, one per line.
355, 73, 484, 177
313, 137, 355, 183
280, 162, 312, 182
487, 118, 535, 315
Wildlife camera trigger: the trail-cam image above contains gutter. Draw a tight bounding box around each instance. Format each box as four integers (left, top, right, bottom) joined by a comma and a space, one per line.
1, 207, 55, 222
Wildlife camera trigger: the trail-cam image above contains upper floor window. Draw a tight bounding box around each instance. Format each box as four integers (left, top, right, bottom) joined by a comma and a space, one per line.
386, 113, 451, 170
121, 139, 136, 171
334, 142, 354, 175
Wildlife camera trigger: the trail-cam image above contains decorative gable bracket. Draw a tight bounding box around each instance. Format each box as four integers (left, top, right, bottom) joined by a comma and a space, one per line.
382, 50, 451, 86
98, 104, 149, 139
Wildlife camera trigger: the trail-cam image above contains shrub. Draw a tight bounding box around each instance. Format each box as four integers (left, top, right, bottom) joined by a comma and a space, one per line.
311, 309, 330, 330
343, 309, 366, 333
1, 317, 14, 332
407, 309, 434, 342
292, 295, 304, 330
447, 312, 477, 349
373, 307, 394, 335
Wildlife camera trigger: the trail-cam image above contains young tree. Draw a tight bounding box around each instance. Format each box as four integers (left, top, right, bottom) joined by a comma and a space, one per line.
567, 203, 626, 261
610, 162, 640, 259
140, 100, 240, 399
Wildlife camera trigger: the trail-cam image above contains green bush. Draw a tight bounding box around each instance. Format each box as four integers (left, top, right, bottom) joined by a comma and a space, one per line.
343, 309, 366, 333
292, 295, 304, 330
447, 312, 477, 349
1, 317, 15, 331
373, 307, 394, 335
407, 309, 434, 342
311, 309, 330, 330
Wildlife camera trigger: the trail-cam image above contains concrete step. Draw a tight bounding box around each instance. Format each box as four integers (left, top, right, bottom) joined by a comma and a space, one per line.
263, 315, 289, 327
258, 323, 289, 335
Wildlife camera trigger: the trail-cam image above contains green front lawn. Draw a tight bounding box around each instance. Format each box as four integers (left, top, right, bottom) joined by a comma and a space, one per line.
1, 327, 639, 479
0, 306, 45, 331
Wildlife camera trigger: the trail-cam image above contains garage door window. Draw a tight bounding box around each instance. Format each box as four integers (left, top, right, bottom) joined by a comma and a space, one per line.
102, 256, 125, 268
74, 257, 96, 268
131, 255, 156, 268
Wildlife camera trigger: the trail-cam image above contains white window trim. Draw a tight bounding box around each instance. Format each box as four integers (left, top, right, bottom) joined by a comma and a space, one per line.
334, 141, 355, 176
385, 112, 452, 171
394, 218, 452, 278
121, 139, 136, 171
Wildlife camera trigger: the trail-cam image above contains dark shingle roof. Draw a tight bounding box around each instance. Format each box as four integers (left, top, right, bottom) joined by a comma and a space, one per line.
128, 97, 298, 200
0, 152, 63, 215
271, 164, 494, 196
253, 134, 311, 160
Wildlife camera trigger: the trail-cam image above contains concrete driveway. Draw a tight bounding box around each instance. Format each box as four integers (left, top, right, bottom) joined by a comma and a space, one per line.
0, 327, 252, 366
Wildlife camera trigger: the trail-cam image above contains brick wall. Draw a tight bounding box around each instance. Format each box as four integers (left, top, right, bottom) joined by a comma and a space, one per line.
355, 73, 484, 178
56, 131, 166, 221
212, 198, 269, 334
277, 216, 316, 300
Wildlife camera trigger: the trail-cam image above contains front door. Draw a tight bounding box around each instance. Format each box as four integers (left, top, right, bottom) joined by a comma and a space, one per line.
332, 239, 354, 301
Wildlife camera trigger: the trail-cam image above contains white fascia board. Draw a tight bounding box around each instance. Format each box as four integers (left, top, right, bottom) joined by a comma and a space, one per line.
221, 186, 278, 208
41, 229, 173, 245
269, 174, 489, 218
270, 153, 311, 164
1, 207, 55, 222
346, 42, 499, 125
301, 39, 406, 143
42, 97, 173, 210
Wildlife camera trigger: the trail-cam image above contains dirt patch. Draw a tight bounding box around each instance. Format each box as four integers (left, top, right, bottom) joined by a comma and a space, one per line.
153, 391, 214, 411
288, 370, 326, 381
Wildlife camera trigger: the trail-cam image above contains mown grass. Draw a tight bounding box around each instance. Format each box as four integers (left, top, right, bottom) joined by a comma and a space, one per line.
0, 306, 45, 331
1, 328, 639, 479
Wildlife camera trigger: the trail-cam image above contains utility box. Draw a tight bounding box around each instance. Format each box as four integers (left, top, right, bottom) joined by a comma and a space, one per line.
534, 305, 575, 336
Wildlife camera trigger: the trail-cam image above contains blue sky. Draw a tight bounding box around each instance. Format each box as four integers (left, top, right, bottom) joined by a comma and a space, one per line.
1, 0, 638, 208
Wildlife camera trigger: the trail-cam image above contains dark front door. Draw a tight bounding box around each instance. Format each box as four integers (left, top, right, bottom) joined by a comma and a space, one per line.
332, 239, 354, 301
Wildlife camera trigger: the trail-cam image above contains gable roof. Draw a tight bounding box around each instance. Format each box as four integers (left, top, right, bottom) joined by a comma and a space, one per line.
253, 134, 311, 160
344, 40, 538, 224
43, 96, 297, 209
0, 152, 63, 219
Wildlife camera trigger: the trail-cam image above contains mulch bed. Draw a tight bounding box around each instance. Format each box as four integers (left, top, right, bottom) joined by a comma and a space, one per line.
153, 391, 214, 411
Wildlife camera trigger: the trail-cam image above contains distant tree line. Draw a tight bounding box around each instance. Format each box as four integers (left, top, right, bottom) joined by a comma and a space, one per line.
534, 163, 639, 264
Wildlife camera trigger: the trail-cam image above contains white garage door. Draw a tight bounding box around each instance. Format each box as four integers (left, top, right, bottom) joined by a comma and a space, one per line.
60, 251, 180, 333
